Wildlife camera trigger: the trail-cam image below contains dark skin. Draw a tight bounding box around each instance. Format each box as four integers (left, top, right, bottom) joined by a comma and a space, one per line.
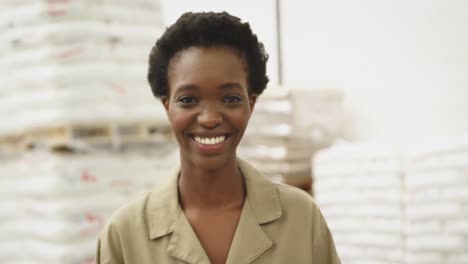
161, 46, 257, 264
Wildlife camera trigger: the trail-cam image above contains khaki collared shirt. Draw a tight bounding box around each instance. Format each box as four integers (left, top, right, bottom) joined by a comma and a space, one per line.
97, 159, 341, 264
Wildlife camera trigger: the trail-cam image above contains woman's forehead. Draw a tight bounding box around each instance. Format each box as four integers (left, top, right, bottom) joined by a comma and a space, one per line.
167, 46, 249, 95
169, 46, 247, 69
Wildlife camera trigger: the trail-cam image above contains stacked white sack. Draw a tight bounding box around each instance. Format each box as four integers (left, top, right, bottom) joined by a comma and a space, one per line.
405, 136, 468, 264
239, 88, 308, 187
314, 141, 405, 264
0, 0, 165, 135
239, 88, 344, 191
0, 146, 179, 263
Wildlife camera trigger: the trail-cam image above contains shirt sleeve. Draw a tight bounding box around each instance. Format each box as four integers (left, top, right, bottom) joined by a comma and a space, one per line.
96, 223, 124, 264
311, 205, 342, 264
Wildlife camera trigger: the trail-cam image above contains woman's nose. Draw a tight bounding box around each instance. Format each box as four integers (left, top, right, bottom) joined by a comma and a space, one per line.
197, 105, 222, 128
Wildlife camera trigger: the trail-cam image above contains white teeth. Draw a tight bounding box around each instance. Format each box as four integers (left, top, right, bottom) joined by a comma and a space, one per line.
194, 136, 226, 145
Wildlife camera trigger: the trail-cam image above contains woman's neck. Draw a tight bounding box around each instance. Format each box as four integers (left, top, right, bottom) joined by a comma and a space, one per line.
178, 158, 246, 210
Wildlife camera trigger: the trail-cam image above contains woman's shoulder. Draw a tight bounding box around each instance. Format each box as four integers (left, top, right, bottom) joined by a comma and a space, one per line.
102, 173, 179, 239
271, 182, 323, 218
97, 186, 175, 263
105, 166, 179, 230
274, 182, 315, 205
104, 191, 152, 231
239, 158, 321, 219
271, 182, 340, 262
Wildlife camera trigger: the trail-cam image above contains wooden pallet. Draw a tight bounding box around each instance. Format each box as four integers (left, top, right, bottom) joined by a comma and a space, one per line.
2, 122, 174, 152
0, 134, 25, 155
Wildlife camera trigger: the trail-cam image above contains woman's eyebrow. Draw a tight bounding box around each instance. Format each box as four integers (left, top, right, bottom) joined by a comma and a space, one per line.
174, 83, 242, 93
175, 84, 199, 93
219, 83, 242, 90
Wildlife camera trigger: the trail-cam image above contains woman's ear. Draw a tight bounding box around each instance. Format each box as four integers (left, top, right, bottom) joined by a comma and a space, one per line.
249, 94, 258, 112
161, 96, 170, 112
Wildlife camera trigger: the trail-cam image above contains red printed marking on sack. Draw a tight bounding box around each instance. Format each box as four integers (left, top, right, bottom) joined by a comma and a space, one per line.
82, 257, 95, 264
85, 213, 104, 226
57, 47, 83, 59
47, 8, 66, 16
81, 169, 97, 182
47, 0, 71, 16
50, 0, 71, 3
107, 81, 126, 96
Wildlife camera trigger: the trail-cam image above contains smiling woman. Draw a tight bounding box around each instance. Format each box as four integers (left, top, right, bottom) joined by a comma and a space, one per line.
96, 11, 341, 264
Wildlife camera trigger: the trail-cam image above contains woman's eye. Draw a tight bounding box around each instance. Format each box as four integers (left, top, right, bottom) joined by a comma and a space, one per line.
177, 96, 198, 104
224, 96, 242, 104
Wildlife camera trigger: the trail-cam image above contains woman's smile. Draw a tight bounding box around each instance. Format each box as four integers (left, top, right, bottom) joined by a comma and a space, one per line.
192, 135, 228, 145
190, 134, 231, 154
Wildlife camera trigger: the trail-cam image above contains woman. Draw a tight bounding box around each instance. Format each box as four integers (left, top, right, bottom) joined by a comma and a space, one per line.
97, 11, 341, 264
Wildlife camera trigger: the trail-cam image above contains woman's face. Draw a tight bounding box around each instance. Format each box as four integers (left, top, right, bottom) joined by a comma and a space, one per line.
162, 46, 257, 170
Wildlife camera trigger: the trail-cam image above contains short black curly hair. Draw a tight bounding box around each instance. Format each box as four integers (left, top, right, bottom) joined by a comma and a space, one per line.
147, 11, 269, 98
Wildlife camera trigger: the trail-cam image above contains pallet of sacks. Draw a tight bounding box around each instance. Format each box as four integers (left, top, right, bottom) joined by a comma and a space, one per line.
0, 144, 179, 264
405, 136, 468, 264
0, 0, 165, 137
314, 136, 468, 264
314, 141, 405, 264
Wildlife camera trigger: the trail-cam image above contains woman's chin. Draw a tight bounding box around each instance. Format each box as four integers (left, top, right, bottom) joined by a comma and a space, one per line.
189, 154, 235, 172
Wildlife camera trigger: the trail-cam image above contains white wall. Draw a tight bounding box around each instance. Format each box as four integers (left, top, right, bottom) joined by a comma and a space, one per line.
281, 0, 468, 140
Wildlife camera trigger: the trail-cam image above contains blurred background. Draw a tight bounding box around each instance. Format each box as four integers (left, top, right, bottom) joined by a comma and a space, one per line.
0, 0, 467, 263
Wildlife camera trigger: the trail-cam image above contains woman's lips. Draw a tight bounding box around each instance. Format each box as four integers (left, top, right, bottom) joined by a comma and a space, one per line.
190, 134, 230, 154
193, 135, 227, 145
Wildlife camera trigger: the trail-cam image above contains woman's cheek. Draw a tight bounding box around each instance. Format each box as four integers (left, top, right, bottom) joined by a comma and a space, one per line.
172, 115, 191, 132
232, 111, 250, 130
170, 107, 190, 124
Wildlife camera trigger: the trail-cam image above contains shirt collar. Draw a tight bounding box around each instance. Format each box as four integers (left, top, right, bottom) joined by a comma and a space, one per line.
146, 158, 282, 240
